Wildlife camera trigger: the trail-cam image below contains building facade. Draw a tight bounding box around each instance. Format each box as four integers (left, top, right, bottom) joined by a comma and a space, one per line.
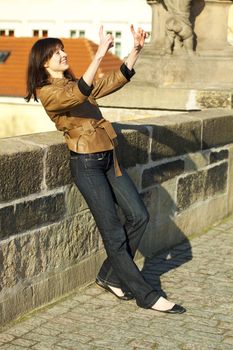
0, 0, 152, 58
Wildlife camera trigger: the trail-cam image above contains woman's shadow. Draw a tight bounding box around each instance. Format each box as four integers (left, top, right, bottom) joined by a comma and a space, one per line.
140, 186, 192, 298
114, 121, 195, 298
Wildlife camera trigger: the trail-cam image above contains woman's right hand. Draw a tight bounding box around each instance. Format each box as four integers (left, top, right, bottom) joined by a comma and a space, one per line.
95, 25, 114, 60
82, 26, 114, 86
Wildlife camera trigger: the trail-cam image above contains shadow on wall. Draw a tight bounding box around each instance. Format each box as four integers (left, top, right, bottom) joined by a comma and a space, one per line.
190, 0, 205, 51
140, 186, 192, 297
113, 121, 202, 296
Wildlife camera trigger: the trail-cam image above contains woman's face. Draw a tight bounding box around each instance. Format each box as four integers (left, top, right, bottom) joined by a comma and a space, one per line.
44, 46, 69, 78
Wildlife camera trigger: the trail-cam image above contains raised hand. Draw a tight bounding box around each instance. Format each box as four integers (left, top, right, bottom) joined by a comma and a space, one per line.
96, 25, 114, 59
130, 24, 147, 52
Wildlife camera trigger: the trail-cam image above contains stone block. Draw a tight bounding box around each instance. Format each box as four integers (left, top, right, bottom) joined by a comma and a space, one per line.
174, 194, 229, 238
196, 90, 232, 109
65, 184, 89, 216
201, 114, 233, 149
184, 151, 209, 171
0, 193, 65, 239
45, 143, 72, 189
20, 130, 64, 146
125, 165, 142, 190
148, 114, 201, 160
142, 159, 184, 189
0, 249, 106, 327
141, 178, 177, 221
177, 162, 228, 211
177, 171, 206, 211
20, 131, 72, 189
0, 284, 34, 326
139, 180, 178, 257
98, 78, 233, 110
0, 205, 15, 238
210, 149, 229, 164
114, 123, 149, 168
140, 191, 229, 258
139, 213, 189, 258
31, 249, 106, 310
205, 162, 228, 198
0, 211, 100, 291
0, 138, 44, 202
157, 179, 177, 222
141, 187, 160, 224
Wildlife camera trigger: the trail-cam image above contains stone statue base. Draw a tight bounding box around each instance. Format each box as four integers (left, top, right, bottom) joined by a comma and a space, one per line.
98, 49, 233, 111
98, 0, 233, 111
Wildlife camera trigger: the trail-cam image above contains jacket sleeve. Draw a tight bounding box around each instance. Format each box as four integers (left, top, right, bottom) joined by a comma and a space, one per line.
91, 63, 135, 100
38, 79, 92, 113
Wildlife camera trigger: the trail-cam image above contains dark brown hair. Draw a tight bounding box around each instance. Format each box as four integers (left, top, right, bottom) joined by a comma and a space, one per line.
25, 37, 76, 102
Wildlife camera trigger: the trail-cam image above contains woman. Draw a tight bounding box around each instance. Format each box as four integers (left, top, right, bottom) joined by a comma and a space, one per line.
25, 25, 185, 314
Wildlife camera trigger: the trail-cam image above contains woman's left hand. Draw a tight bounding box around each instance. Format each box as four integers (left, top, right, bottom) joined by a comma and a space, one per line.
130, 25, 147, 52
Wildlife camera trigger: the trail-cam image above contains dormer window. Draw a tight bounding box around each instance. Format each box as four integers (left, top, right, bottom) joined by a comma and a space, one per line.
0, 51, 10, 63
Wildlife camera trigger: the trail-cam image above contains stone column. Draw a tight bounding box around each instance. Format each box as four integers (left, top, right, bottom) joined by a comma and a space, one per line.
194, 0, 233, 53
146, 0, 167, 49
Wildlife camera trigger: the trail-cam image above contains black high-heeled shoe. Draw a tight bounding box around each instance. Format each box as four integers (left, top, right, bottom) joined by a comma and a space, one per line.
95, 278, 134, 301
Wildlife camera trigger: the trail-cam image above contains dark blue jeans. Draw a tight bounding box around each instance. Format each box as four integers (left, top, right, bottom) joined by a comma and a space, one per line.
70, 150, 160, 308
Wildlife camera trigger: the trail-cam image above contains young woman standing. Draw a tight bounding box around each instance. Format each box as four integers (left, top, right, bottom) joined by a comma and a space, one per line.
26, 25, 185, 314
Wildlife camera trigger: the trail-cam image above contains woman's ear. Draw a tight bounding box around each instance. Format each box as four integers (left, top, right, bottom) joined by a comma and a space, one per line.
43, 61, 49, 68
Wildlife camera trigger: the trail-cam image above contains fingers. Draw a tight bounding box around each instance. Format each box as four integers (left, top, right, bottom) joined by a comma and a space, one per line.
138, 27, 147, 39
99, 25, 104, 39
131, 25, 147, 39
99, 25, 114, 44
130, 24, 136, 35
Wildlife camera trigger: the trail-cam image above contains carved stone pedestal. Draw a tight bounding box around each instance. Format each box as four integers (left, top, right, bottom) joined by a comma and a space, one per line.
99, 0, 233, 111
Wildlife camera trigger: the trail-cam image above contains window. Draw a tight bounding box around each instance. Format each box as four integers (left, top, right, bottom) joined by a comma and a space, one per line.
0, 29, 14, 37
115, 42, 121, 57
0, 51, 10, 63
105, 31, 122, 56
145, 31, 151, 43
33, 30, 39, 37
33, 29, 48, 37
115, 31, 121, 39
79, 30, 85, 38
70, 30, 77, 38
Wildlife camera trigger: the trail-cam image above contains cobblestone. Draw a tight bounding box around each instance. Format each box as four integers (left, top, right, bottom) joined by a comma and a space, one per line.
1, 216, 233, 349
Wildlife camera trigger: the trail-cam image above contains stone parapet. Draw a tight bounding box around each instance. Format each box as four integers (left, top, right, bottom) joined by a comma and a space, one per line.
1, 108, 233, 326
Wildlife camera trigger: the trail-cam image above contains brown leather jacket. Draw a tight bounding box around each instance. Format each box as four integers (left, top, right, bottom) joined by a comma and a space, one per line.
38, 63, 134, 175
38, 63, 134, 150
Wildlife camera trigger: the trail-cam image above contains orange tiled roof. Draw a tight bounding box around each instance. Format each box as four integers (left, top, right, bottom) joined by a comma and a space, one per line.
0, 37, 123, 98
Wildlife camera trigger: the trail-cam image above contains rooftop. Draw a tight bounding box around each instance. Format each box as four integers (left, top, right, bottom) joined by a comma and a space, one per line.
0, 37, 122, 98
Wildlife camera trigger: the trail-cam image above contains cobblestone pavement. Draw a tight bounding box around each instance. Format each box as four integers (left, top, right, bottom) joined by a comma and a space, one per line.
1, 217, 233, 350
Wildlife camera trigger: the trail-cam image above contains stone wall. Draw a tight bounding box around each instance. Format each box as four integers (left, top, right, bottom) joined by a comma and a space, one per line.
1, 108, 233, 326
